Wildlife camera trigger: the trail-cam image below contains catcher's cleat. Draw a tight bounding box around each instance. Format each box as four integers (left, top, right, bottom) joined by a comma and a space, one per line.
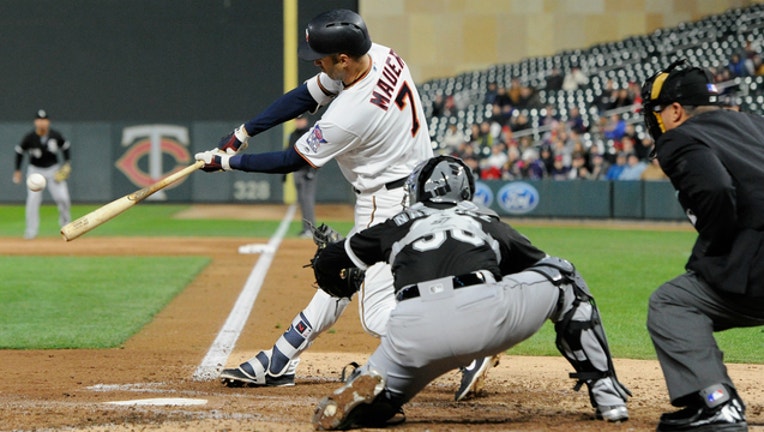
313, 369, 386, 431
595, 405, 629, 422
219, 356, 300, 388
454, 354, 501, 402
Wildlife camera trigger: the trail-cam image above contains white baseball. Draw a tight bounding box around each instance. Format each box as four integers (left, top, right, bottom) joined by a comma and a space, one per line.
27, 173, 47, 192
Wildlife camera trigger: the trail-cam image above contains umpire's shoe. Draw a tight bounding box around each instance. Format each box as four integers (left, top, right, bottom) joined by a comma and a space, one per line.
657, 384, 747, 432
313, 368, 392, 430
455, 354, 501, 401
219, 350, 299, 387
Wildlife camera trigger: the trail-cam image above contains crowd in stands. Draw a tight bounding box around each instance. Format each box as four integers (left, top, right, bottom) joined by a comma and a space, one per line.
428, 37, 764, 183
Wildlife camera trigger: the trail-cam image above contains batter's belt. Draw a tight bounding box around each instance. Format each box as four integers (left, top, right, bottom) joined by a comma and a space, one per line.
395, 270, 496, 301
353, 176, 407, 194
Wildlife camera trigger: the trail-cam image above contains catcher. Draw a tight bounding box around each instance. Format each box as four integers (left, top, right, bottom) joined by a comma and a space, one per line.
309, 155, 631, 430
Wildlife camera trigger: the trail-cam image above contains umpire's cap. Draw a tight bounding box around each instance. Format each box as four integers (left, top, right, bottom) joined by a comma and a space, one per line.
298, 9, 372, 61
641, 59, 721, 140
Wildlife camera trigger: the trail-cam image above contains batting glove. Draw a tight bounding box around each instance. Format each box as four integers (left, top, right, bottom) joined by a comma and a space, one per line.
195, 150, 232, 172
217, 124, 250, 155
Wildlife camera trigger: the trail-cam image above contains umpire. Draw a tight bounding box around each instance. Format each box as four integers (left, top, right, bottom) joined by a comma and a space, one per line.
641, 59, 764, 432
12, 109, 72, 239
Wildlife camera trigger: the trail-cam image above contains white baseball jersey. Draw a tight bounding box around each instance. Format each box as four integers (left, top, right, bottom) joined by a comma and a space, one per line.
295, 43, 434, 193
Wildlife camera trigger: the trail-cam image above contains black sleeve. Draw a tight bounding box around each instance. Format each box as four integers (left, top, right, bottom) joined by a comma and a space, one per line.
243, 84, 319, 137
486, 221, 547, 275
658, 132, 737, 255
229, 145, 310, 174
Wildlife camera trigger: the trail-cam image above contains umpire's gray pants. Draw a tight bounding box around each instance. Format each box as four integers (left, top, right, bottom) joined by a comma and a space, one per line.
647, 271, 764, 405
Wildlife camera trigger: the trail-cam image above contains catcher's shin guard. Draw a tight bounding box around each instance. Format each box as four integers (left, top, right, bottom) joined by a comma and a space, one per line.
529, 257, 631, 408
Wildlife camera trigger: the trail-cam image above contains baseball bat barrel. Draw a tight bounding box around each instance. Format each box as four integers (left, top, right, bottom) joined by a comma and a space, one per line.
60, 160, 205, 241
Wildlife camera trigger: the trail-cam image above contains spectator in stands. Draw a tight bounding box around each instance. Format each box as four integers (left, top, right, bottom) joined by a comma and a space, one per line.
509, 111, 532, 133
749, 53, 764, 76
484, 81, 499, 105
612, 88, 634, 108
618, 153, 647, 180
587, 152, 610, 180
568, 151, 591, 180
545, 67, 564, 91
640, 157, 668, 181
727, 53, 748, 78
539, 144, 555, 175
480, 143, 508, 180
501, 145, 522, 180
493, 86, 513, 110
508, 77, 523, 106
595, 79, 617, 113
566, 105, 588, 134
431, 93, 445, 117
518, 147, 546, 180
605, 152, 627, 180
499, 125, 517, 148
562, 64, 589, 92
518, 85, 541, 109
548, 154, 570, 180
603, 113, 627, 141
488, 103, 511, 128
540, 104, 561, 129
442, 124, 467, 154
635, 135, 654, 161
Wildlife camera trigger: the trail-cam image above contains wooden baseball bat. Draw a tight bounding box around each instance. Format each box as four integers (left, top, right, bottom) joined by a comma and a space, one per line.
60, 160, 205, 241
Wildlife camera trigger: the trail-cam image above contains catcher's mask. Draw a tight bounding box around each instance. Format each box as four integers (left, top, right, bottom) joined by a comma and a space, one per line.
403, 155, 475, 207
641, 59, 721, 142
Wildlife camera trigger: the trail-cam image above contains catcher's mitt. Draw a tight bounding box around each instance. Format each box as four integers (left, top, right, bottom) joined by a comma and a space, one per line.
305, 223, 363, 298
54, 162, 71, 182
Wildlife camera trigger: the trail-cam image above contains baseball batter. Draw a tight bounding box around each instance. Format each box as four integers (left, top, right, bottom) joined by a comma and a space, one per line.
195, 9, 493, 397
310, 156, 630, 430
13, 109, 72, 239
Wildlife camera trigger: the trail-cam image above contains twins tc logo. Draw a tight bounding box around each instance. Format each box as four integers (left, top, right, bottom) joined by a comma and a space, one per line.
116, 125, 192, 200
497, 182, 540, 215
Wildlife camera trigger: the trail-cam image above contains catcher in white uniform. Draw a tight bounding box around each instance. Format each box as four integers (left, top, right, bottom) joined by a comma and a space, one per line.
195, 9, 497, 399
309, 156, 631, 430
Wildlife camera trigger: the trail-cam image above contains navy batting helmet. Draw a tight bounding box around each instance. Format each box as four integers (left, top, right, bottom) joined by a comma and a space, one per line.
298, 9, 372, 61
405, 155, 475, 206
641, 59, 721, 140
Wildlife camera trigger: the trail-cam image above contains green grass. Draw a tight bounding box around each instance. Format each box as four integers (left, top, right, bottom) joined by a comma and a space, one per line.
0, 204, 761, 363
0, 256, 209, 349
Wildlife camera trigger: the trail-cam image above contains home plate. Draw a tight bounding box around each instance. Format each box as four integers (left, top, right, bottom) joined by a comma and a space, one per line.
106, 398, 207, 406
238, 243, 275, 254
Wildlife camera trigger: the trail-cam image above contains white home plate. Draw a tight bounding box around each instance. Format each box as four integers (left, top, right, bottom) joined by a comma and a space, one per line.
238, 243, 275, 254
106, 398, 207, 406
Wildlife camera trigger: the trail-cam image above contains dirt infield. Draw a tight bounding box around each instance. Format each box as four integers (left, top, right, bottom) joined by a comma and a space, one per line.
0, 204, 761, 432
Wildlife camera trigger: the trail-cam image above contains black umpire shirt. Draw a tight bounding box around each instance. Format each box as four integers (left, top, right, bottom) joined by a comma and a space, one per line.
655, 108, 764, 297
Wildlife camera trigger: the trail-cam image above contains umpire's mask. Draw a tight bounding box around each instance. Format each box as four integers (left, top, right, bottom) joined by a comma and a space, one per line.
403, 155, 475, 207
640, 59, 721, 142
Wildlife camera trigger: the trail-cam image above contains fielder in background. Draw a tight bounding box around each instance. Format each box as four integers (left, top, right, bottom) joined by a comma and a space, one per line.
309, 155, 630, 430
12, 109, 72, 240
290, 115, 318, 238
641, 59, 764, 432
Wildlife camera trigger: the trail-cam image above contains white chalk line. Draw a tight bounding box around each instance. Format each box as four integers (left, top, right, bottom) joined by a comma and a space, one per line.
192, 204, 297, 381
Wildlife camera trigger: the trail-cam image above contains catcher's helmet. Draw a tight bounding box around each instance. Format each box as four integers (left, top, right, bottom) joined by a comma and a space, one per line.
298, 9, 372, 61
641, 59, 721, 140
405, 155, 475, 206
